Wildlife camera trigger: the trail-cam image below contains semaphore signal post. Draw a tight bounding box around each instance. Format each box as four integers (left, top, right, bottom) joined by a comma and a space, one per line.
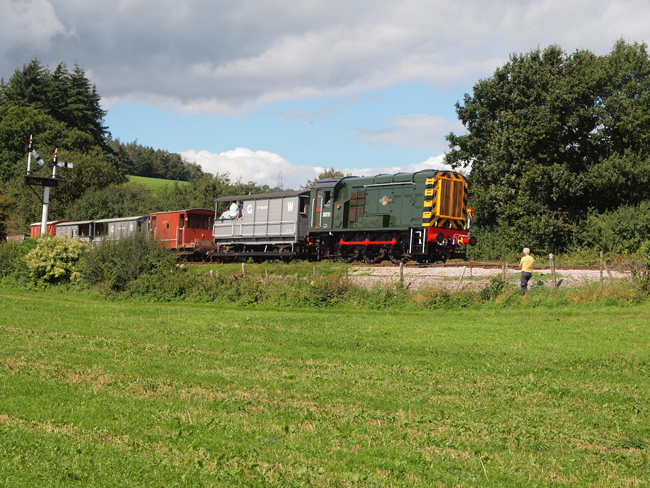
24, 135, 73, 236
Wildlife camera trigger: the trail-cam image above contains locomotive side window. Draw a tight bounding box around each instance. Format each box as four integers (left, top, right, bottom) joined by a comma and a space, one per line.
179, 214, 185, 228
151, 216, 157, 233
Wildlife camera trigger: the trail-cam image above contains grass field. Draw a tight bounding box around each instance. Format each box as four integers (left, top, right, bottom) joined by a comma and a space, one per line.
0, 290, 648, 486
126, 175, 191, 194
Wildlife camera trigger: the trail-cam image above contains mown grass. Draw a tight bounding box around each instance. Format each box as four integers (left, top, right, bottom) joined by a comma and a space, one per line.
0, 290, 649, 487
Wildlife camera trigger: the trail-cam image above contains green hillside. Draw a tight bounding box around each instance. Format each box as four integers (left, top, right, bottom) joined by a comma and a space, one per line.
126, 175, 191, 194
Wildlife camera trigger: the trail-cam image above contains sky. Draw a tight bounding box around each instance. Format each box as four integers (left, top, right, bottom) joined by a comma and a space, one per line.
2, 0, 650, 189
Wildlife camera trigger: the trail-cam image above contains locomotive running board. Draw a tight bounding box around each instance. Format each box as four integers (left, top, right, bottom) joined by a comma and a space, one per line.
339, 238, 397, 246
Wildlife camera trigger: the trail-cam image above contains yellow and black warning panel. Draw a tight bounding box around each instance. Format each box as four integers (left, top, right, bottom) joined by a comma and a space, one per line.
422, 177, 436, 227
422, 173, 467, 228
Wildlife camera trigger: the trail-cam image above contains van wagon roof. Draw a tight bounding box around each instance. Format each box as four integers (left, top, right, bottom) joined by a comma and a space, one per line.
215, 190, 308, 202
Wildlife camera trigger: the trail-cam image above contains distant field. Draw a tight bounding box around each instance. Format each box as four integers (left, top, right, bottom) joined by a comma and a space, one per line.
0, 291, 648, 486
126, 175, 191, 193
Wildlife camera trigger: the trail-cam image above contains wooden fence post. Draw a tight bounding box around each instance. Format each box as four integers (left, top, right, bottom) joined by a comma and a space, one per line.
345, 268, 349, 279
241, 262, 246, 276
313, 266, 316, 276
502, 261, 507, 281
265, 269, 268, 279
549, 253, 557, 289
399, 262, 404, 283
469, 260, 473, 278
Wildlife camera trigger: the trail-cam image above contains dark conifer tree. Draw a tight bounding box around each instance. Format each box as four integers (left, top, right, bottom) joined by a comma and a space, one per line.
0, 59, 107, 148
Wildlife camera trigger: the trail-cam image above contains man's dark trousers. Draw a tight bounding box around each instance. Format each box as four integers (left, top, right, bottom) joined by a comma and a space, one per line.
521, 272, 532, 295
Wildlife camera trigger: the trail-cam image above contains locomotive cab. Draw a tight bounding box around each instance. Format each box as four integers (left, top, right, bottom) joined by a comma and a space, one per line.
310, 178, 343, 231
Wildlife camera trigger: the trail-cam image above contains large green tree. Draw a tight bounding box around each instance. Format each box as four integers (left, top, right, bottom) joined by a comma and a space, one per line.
66, 183, 157, 221
0, 60, 108, 148
446, 40, 650, 252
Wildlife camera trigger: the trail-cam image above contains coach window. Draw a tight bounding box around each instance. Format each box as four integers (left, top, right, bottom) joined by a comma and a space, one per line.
179, 214, 185, 229
151, 216, 157, 233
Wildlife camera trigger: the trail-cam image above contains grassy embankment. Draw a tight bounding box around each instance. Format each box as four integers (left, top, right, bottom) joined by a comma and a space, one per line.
126, 175, 190, 194
1, 290, 648, 486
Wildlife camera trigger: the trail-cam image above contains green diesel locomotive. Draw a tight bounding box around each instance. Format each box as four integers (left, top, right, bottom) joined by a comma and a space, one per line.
308, 169, 476, 263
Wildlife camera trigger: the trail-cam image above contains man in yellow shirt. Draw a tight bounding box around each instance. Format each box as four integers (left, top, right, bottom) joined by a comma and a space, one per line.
519, 248, 534, 295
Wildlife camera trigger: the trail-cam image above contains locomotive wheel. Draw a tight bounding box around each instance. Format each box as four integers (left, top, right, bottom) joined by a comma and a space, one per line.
337, 245, 358, 263
388, 241, 408, 265
362, 246, 384, 264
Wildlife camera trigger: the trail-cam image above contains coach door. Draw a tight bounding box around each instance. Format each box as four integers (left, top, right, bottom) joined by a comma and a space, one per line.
178, 213, 185, 246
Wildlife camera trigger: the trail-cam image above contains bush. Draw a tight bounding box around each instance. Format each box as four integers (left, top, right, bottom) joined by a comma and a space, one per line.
82, 233, 176, 292
0, 238, 38, 283
22, 235, 87, 287
578, 202, 650, 253
466, 223, 519, 261
640, 240, 650, 269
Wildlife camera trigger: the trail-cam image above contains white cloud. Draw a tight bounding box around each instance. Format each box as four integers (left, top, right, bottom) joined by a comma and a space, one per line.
1, 0, 648, 114
355, 114, 465, 152
179, 148, 318, 190
182, 148, 460, 189
332, 154, 459, 178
